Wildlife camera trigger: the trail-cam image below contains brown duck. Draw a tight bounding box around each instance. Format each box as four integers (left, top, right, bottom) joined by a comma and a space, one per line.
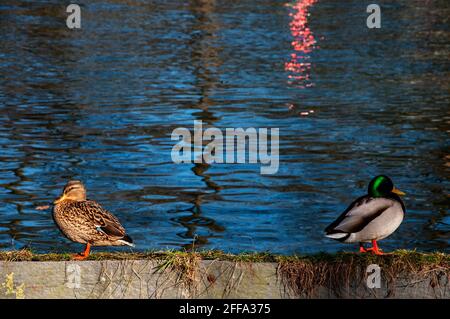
53, 180, 134, 260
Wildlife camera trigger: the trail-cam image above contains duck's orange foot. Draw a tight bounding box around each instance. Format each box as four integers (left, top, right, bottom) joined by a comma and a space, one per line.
359, 241, 384, 255
72, 253, 88, 260
72, 243, 91, 260
371, 248, 384, 255
367, 240, 384, 255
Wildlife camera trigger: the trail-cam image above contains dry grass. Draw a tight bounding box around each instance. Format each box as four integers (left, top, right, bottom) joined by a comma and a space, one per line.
153, 251, 201, 294
277, 250, 450, 297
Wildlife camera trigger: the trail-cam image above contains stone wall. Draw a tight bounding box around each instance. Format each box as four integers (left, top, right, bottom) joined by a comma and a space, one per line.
0, 260, 448, 299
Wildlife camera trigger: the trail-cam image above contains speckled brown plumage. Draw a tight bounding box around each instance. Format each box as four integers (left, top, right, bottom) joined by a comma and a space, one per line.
52, 180, 133, 259
53, 200, 130, 246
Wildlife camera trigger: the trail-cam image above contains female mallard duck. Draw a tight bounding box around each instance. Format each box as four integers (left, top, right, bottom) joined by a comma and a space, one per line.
53, 180, 134, 260
325, 175, 406, 255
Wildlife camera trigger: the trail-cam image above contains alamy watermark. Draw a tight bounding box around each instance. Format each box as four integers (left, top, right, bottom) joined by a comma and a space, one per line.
66, 264, 81, 289
66, 4, 81, 29
367, 4, 381, 29
366, 264, 381, 289
171, 121, 279, 175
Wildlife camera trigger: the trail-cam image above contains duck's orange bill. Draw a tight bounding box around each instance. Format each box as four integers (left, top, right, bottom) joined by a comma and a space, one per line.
392, 187, 406, 196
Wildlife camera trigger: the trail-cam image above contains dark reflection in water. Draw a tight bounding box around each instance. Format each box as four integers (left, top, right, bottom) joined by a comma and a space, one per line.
171, 0, 226, 250
0, 0, 448, 254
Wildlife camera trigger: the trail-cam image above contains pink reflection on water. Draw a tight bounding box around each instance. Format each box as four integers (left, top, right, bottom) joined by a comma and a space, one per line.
285, 0, 317, 88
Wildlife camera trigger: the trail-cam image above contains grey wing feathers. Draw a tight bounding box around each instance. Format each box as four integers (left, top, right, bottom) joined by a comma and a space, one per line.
326, 197, 393, 234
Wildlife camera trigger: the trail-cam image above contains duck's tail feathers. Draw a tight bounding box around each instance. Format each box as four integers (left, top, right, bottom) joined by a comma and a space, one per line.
325, 231, 350, 242
119, 234, 135, 247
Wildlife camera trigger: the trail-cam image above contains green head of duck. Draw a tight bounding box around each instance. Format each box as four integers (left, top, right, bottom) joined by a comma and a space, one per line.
368, 175, 406, 198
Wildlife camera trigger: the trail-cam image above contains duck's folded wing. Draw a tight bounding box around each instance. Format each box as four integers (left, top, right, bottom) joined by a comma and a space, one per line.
326, 196, 393, 234
76, 201, 126, 239
98, 219, 126, 238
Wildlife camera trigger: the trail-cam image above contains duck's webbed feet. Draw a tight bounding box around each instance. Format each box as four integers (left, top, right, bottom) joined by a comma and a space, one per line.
369, 240, 384, 255
359, 240, 383, 255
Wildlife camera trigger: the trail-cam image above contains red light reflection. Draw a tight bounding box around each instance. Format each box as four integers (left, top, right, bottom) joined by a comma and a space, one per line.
285, 0, 317, 88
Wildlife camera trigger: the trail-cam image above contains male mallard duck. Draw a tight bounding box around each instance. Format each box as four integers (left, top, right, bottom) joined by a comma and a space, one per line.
53, 180, 134, 260
325, 175, 406, 255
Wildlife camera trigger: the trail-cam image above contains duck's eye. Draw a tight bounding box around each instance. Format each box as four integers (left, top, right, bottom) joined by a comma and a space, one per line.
64, 187, 76, 194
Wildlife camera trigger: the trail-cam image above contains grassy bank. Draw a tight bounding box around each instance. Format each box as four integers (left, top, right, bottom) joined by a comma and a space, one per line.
0, 248, 448, 264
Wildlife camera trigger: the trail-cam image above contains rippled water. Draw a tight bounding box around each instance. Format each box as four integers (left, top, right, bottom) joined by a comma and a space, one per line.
0, 0, 448, 254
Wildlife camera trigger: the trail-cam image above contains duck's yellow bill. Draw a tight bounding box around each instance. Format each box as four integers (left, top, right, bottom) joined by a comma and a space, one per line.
392, 187, 406, 196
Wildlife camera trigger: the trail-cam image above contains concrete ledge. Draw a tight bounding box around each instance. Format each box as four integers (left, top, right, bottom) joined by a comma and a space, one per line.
0, 253, 448, 299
